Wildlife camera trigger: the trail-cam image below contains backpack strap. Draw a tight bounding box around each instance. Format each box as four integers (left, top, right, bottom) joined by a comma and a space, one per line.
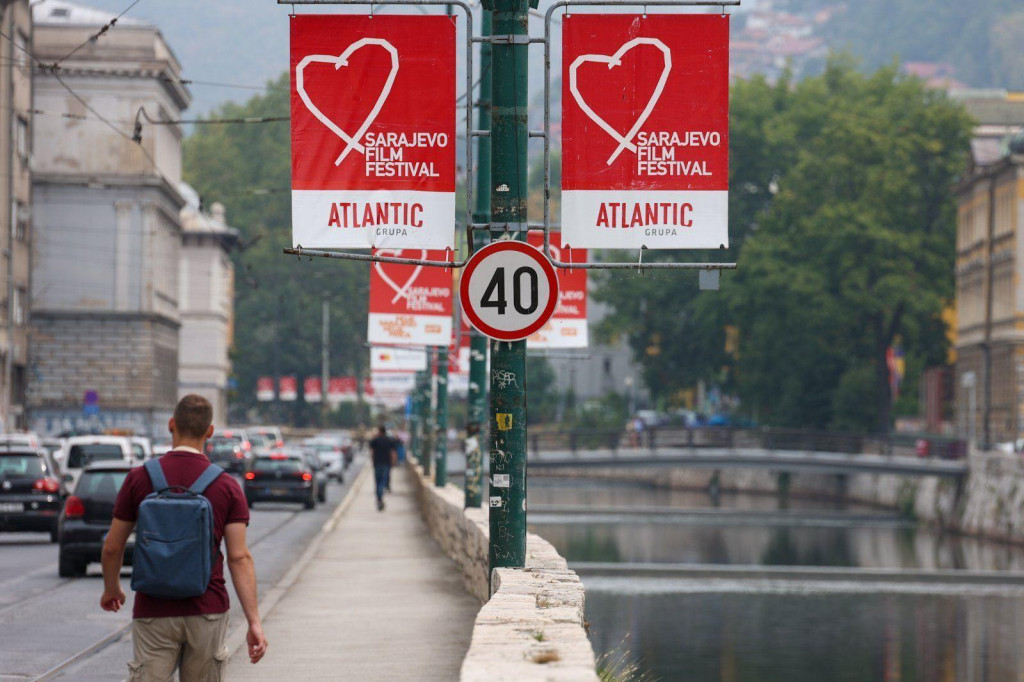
144, 459, 170, 492
188, 464, 225, 495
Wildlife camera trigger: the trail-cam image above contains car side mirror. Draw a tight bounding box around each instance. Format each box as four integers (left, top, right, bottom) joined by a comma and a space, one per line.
62, 473, 73, 483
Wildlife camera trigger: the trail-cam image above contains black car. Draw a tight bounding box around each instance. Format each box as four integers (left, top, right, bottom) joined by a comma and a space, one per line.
58, 462, 134, 577
0, 449, 65, 541
244, 452, 319, 510
204, 435, 249, 473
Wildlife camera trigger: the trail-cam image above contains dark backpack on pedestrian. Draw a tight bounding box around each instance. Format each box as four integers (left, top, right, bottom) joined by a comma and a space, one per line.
130, 459, 224, 599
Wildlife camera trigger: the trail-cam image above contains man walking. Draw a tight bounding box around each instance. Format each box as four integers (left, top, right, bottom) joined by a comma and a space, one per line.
100, 395, 268, 680
369, 425, 396, 511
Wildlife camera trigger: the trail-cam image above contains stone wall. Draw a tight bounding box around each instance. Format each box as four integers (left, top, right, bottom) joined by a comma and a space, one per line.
532, 450, 1024, 545
410, 465, 600, 682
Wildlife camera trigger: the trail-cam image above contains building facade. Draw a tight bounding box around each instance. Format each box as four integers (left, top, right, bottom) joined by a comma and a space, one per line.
27, 0, 190, 435
953, 90, 1024, 445
0, 0, 33, 432
178, 185, 238, 426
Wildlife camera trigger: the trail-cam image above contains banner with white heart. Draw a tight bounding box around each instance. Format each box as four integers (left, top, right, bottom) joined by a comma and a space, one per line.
290, 15, 456, 250
525, 231, 589, 349
368, 248, 453, 346
562, 14, 730, 250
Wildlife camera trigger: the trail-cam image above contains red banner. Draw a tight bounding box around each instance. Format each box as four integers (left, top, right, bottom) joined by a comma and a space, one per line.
526, 231, 588, 348
562, 14, 730, 250
304, 377, 322, 403
256, 377, 275, 402
367, 249, 453, 346
290, 15, 456, 250
279, 376, 298, 402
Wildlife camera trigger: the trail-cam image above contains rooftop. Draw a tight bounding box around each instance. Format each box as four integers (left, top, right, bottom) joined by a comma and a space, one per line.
32, 0, 150, 28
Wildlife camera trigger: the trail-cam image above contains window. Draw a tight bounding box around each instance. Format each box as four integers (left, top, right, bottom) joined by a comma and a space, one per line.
10, 201, 27, 242
15, 117, 27, 164
13, 32, 27, 71
12, 287, 25, 327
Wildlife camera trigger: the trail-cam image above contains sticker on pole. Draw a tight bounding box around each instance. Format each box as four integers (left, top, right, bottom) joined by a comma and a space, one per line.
290, 15, 456, 250
460, 241, 559, 342
561, 14, 730, 250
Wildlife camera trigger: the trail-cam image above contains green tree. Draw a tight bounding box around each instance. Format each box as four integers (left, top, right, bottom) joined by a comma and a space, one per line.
594, 59, 972, 431
184, 74, 370, 422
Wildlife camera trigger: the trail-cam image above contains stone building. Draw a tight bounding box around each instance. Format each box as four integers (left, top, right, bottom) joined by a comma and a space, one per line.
177, 184, 239, 426
953, 90, 1024, 446
27, 0, 190, 435
0, 0, 33, 432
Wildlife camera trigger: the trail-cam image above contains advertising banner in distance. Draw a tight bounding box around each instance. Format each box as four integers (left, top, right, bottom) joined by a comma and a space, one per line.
304, 377, 322, 403
290, 15, 456, 250
371, 346, 428, 372
526, 231, 588, 349
368, 249, 453, 346
370, 371, 416, 408
256, 377, 275, 402
561, 14, 730, 250
279, 376, 298, 402
327, 377, 356, 404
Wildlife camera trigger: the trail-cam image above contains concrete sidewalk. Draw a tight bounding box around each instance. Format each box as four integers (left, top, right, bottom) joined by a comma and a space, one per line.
226, 465, 480, 681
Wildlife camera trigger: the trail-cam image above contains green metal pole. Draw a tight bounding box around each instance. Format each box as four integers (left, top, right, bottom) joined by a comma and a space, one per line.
435, 347, 449, 487
410, 370, 424, 465
423, 365, 435, 476
488, 0, 529, 574
466, 9, 492, 509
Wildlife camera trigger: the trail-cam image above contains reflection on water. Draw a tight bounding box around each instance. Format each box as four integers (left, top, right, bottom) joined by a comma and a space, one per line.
529, 478, 1024, 681
589, 589, 1024, 682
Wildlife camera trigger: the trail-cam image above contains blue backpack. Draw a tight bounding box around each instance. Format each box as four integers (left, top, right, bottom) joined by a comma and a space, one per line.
131, 459, 224, 599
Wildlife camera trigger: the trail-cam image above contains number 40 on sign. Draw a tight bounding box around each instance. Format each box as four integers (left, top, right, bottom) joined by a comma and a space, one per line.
460, 240, 560, 342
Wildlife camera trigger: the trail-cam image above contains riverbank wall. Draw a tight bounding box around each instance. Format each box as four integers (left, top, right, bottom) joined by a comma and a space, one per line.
531, 451, 1024, 545
409, 464, 599, 682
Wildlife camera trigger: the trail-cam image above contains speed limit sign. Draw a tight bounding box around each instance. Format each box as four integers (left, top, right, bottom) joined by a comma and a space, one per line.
460, 240, 559, 341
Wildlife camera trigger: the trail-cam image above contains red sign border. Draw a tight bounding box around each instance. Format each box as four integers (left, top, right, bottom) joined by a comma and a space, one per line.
460, 240, 560, 342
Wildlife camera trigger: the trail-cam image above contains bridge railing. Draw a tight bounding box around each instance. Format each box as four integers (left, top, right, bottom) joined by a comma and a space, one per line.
526, 426, 968, 460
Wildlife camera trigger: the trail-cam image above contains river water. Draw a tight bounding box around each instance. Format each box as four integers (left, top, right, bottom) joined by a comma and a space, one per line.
527, 478, 1024, 681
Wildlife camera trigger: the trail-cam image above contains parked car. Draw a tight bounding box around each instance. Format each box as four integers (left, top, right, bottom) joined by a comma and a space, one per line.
130, 436, 153, 461
0, 448, 65, 541
301, 437, 345, 481
0, 432, 41, 449
57, 436, 134, 491
247, 426, 284, 452
204, 434, 250, 473
40, 437, 65, 458
244, 451, 318, 509
57, 461, 135, 577
302, 450, 329, 503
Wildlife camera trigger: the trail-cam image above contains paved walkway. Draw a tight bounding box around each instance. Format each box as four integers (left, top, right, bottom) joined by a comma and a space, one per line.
226, 465, 480, 681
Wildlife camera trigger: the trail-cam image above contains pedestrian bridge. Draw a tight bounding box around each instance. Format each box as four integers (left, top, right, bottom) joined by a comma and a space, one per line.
526, 448, 967, 478
522, 427, 969, 479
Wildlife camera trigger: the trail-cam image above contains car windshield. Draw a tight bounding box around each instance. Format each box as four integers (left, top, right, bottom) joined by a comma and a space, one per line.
76, 470, 128, 500
253, 458, 302, 474
67, 444, 124, 469
250, 434, 275, 449
132, 444, 147, 459
208, 440, 240, 454
307, 443, 335, 453
0, 454, 46, 478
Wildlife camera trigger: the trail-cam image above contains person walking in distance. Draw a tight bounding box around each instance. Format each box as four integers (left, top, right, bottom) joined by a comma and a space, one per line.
370, 425, 397, 511
100, 395, 268, 680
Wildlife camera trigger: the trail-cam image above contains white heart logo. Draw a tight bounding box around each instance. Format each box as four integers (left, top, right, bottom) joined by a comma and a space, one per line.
296, 38, 399, 166
569, 38, 672, 166
375, 250, 427, 305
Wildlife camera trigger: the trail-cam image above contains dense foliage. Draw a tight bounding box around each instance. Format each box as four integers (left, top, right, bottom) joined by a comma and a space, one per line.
595, 59, 972, 431
184, 74, 370, 424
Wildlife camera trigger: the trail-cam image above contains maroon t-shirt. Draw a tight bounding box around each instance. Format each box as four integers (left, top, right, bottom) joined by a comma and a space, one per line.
113, 450, 249, 619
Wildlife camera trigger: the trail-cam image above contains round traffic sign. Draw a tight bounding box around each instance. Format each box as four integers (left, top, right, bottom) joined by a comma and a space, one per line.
460, 240, 559, 341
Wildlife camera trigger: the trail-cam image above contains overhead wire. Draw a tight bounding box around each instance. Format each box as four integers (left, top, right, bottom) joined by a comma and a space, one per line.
51, 0, 145, 70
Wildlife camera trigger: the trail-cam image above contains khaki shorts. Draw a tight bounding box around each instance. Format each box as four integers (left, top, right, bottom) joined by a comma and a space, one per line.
128, 612, 230, 682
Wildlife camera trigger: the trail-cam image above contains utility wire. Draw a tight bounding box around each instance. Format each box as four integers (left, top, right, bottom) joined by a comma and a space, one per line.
52, 0, 145, 69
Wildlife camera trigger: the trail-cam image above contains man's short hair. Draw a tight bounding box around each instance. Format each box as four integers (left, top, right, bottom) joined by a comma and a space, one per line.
378, 425, 387, 435
174, 394, 213, 439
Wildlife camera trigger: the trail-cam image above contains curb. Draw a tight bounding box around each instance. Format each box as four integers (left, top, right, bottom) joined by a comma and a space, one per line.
224, 459, 372, 661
